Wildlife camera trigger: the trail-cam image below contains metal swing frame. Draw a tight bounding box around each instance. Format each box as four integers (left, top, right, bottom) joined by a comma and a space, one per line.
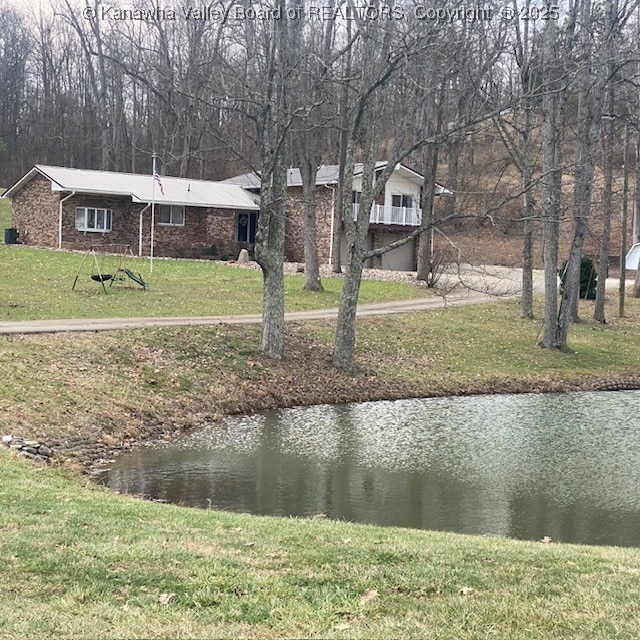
72, 244, 147, 293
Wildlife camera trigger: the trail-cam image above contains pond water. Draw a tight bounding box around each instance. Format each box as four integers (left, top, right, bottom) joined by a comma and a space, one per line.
99, 390, 640, 547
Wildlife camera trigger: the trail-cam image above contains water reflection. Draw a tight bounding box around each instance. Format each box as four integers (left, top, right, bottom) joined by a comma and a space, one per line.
100, 390, 640, 547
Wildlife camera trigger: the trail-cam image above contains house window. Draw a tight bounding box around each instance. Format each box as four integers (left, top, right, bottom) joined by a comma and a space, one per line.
75, 207, 112, 233
157, 204, 185, 226
237, 211, 259, 243
391, 194, 413, 208
352, 190, 361, 204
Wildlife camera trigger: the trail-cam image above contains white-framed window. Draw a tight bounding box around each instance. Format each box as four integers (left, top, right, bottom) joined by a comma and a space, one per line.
391, 194, 413, 208
157, 204, 185, 226
75, 207, 112, 233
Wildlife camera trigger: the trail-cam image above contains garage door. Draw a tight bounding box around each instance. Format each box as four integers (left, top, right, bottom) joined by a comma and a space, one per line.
339, 231, 373, 268
379, 233, 414, 271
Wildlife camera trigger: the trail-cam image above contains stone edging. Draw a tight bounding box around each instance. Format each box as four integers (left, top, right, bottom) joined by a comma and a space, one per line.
2, 435, 54, 464
588, 377, 640, 392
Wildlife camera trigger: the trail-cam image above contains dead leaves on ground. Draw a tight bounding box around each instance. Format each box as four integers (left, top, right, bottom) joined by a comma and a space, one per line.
360, 588, 379, 604
158, 592, 176, 606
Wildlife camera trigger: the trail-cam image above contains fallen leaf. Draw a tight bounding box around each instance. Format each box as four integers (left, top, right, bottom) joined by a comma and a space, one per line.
335, 622, 352, 631
459, 586, 474, 596
244, 541, 256, 547
360, 588, 379, 603
159, 593, 176, 606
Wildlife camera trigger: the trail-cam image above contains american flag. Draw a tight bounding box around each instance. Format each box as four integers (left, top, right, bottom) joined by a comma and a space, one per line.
154, 171, 164, 196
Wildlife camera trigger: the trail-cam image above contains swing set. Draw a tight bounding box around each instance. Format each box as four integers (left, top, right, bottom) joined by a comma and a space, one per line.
72, 244, 148, 293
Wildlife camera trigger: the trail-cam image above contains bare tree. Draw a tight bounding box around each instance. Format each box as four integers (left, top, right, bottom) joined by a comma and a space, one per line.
290, 2, 337, 291
252, 0, 293, 360
594, 92, 616, 322
62, 0, 112, 169
513, 0, 538, 319
540, 15, 568, 349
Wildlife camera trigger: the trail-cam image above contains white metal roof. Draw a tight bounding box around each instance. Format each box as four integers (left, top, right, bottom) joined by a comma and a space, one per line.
3, 165, 260, 210
223, 161, 450, 194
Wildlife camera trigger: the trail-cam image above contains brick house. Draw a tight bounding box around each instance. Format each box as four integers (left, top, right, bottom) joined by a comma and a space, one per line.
224, 162, 449, 271
3, 165, 260, 259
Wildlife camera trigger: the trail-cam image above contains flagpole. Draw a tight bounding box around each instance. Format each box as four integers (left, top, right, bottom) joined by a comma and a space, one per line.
150, 152, 156, 274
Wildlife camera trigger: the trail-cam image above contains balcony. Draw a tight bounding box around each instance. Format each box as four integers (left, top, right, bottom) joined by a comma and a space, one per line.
352, 203, 422, 226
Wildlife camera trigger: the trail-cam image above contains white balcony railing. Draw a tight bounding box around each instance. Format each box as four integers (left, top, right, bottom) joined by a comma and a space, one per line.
352, 203, 422, 226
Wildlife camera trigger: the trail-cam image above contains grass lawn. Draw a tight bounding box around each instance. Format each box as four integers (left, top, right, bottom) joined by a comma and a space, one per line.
0, 244, 427, 321
351, 297, 640, 382
2, 450, 640, 640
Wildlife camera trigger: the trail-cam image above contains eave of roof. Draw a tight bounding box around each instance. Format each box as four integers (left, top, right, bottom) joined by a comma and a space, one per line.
3, 167, 57, 199
223, 161, 452, 194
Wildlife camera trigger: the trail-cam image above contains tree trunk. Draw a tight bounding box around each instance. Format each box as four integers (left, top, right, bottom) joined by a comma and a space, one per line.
634, 131, 640, 298
416, 141, 438, 281
332, 245, 364, 370
562, 0, 610, 333
300, 159, 323, 291
256, 153, 288, 360
253, 0, 290, 360
520, 102, 535, 319
332, 144, 367, 370
540, 19, 563, 349
332, 18, 352, 274
445, 136, 459, 219
594, 85, 615, 322
521, 214, 534, 318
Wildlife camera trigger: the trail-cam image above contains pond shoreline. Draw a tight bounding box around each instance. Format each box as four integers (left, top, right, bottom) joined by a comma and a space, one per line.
66, 371, 640, 474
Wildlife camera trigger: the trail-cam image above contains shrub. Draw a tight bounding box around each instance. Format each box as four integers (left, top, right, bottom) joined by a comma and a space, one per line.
560, 257, 597, 300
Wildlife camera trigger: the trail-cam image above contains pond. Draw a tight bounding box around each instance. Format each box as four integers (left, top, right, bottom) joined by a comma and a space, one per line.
99, 390, 640, 547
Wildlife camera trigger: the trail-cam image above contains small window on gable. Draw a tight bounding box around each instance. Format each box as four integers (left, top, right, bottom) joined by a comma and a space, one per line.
75, 207, 112, 233
157, 205, 185, 226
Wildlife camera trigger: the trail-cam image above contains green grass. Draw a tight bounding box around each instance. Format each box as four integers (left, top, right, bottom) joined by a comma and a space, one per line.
351, 297, 640, 382
0, 244, 427, 321
2, 451, 640, 639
